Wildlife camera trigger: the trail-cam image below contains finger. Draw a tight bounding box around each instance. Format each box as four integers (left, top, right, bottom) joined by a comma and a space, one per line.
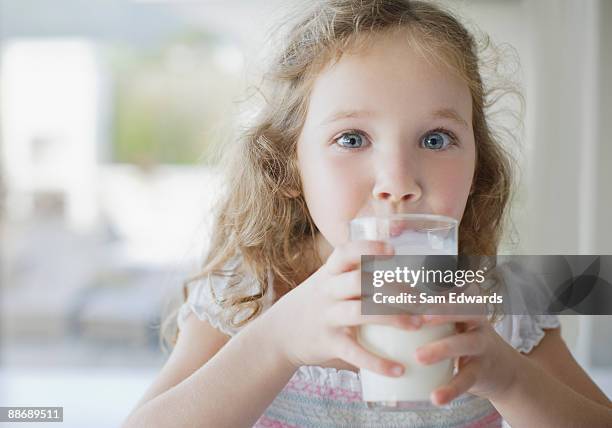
327, 269, 391, 301
415, 331, 484, 365
454, 322, 469, 334
325, 240, 394, 275
461, 320, 483, 332
328, 269, 400, 302
327, 270, 362, 300
431, 360, 480, 406
422, 314, 486, 327
421, 299, 487, 317
335, 336, 405, 378
456, 355, 472, 371
327, 300, 423, 329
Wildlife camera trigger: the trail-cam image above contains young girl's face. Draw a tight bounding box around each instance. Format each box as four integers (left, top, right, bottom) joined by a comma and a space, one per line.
297, 31, 476, 259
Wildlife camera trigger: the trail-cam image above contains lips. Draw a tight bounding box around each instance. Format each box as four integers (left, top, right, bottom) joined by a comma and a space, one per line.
389, 222, 407, 237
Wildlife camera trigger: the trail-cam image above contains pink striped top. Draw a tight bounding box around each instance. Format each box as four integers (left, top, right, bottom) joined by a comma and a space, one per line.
254, 365, 503, 427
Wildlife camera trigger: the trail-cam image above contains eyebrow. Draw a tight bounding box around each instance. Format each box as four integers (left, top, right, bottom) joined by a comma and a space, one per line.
430, 108, 469, 128
320, 109, 376, 126
320, 107, 469, 128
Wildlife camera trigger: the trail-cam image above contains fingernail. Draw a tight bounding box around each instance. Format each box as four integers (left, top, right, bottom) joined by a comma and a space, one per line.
410, 316, 422, 327
383, 244, 395, 255
391, 365, 404, 376
432, 391, 445, 406
415, 348, 428, 363
433, 389, 449, 406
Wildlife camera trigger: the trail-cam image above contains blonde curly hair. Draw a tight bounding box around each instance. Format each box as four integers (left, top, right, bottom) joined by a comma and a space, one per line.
159, 0, 521, 352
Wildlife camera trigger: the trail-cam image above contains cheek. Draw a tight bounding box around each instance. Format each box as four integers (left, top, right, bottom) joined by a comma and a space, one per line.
426, 157, 474, 220
298, 150, 368, 244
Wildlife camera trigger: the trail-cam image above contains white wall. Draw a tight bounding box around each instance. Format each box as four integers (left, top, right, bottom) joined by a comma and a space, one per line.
449, 0, 611, 367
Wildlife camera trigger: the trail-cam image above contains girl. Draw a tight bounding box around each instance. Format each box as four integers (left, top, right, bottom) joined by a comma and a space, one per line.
125, 1, 612, 427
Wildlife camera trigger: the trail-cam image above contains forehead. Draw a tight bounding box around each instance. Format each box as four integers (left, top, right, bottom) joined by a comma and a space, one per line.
307, 31, 472, 124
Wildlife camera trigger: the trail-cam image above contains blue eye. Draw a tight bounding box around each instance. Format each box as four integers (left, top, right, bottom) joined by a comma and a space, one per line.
334, 131, 368, 150
421, 130, 455, 150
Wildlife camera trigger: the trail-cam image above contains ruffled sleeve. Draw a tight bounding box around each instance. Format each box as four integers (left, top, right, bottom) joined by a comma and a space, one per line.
176, 254, 275, 337
495, 314, 561, 354
493, 261, 561, 354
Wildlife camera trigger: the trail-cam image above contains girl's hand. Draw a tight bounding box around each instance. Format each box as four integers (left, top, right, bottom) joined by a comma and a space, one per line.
413, 287, 522, 406
261, 240, 423, 377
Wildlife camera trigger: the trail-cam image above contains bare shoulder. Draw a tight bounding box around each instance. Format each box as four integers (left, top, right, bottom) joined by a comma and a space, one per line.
131, 312, 231, 411
526, 326, 611, 407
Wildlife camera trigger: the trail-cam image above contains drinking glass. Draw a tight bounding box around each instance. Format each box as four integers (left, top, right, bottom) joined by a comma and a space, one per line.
349, 213, 458, 409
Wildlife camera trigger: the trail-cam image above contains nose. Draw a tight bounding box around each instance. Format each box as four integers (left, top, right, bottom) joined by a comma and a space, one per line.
372, 184, 421, 204
371, 158, 422, 206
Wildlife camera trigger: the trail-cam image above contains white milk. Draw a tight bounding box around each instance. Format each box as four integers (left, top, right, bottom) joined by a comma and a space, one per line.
358, 323, 454, 402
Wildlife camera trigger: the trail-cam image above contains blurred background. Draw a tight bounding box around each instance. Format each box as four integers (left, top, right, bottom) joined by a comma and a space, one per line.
0, 0, 611, 426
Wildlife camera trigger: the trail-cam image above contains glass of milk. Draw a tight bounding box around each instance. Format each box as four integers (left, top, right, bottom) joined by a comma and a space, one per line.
349, 213, 458, 410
